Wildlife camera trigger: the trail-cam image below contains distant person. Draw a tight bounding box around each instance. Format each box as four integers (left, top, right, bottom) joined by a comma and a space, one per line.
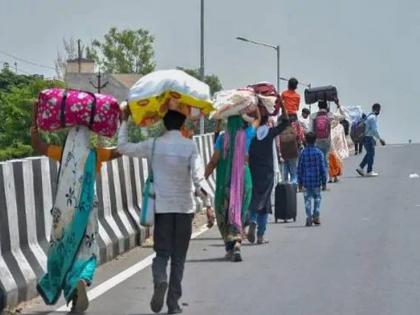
309, 99, 345, 180
276, 123, 300, 184
118, 108, 212, 314
350, 113, 367, 155
281, 77, 301, 120
297, 132, 327, 226
329, 119, 349, 183
356, 103, 386, 177
247, 104, 289, 245
300, 108, 311, 133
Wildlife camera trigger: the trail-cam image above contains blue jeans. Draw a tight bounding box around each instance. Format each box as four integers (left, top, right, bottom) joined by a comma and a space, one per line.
249, 211, 269, 237
316, 141, 330, 175
304, 187, 321, 219
283, 159, 298, 183
360, 136, 375, 173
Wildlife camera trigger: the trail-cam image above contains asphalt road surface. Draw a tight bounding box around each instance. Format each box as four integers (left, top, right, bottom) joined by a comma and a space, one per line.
22, 144, 420, 315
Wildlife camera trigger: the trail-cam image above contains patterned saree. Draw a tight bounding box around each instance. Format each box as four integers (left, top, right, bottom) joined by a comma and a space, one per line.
37, 126, 99, 305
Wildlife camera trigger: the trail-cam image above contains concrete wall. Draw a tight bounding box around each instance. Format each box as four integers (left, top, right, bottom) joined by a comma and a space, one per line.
0, 133, 215, 310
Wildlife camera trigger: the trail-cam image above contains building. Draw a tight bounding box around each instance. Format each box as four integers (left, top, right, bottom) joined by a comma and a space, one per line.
64, 59, 141, 102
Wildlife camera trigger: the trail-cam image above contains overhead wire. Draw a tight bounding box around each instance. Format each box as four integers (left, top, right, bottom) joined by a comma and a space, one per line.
0, 49, 56, 71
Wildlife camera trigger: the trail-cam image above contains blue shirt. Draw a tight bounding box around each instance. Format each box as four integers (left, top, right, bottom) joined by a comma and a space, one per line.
298, 145, 327, 188
214, 126, 256, 154
364, 113, 381, 139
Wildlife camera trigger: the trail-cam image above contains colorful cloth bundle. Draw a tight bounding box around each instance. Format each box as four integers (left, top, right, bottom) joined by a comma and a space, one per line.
37, 88, 120, 137
210, 89, 258, 120
128, 69, 214, 127
247, 82, 281, 116
211, 82, 280, 120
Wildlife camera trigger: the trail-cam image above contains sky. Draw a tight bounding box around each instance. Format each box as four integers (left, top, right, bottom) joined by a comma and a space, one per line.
0, 0, 419, 143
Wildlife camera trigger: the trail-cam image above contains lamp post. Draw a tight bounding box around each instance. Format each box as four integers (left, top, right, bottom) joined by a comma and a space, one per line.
236, 37, 280, 91
199, 0, 205, 134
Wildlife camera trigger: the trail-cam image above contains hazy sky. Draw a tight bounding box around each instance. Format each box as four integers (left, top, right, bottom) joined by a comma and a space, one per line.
0, 0, 419, 143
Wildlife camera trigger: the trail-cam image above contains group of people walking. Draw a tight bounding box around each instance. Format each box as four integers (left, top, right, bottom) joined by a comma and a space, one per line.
30, 77, 385, 315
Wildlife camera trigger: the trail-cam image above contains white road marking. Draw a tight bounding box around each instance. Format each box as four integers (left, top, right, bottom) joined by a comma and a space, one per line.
409, 173, 419, 179
56, 224, 209, 312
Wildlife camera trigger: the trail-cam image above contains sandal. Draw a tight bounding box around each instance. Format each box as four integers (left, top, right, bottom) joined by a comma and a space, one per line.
71, 280, 89, 313
232, 242, 242, 262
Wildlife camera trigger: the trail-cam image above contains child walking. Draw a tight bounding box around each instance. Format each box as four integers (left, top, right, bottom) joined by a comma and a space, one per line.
297, 132, 327, 226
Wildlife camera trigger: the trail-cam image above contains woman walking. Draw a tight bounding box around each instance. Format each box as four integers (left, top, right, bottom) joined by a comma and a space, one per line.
31, 104, 120, 312
205, 110, 261, 262
329, 115, 349, 182
247, 106, 289, 244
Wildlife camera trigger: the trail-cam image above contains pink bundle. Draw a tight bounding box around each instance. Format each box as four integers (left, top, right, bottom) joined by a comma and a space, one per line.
36, 88, 120, 137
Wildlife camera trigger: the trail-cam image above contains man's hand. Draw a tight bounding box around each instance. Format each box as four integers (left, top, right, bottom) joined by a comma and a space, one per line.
206, 206, 215, 229
380, 139, 386, 146
322, 184, 327, 191
334, 98, 340, 108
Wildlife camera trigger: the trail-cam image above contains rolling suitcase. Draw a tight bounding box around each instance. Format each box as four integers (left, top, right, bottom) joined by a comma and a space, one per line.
274, 182, 297, 223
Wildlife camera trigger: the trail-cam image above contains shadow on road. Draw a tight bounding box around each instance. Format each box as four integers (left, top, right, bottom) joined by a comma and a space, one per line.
186, 257, 227, 263
208, 243, 253, 248
191, 237, 222, 241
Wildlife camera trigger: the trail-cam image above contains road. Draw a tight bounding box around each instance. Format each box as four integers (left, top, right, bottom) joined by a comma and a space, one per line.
22, 144, 420, 315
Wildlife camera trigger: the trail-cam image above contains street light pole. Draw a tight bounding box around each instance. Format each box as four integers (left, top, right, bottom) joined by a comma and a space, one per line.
276, 45, 280, 92
236, 37, 281, 91
199, 0, 205, 134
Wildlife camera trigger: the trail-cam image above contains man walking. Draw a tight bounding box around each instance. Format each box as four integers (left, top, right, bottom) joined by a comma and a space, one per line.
300, 107, 311, 133
356, 103, 386, 177
118, 109, 209, 314
309, 99, 345, 177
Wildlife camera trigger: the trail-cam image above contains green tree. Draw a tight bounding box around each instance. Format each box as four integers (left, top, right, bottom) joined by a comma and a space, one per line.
0, 69, 65, 161
87, 27, 155, 74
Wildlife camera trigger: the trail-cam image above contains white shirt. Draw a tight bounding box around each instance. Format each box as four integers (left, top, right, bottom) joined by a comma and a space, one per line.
299, 118, 310, 133
117, 122, 208, 214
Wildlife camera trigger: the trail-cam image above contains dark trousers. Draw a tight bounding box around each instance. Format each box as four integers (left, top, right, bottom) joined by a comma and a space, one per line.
152, 213, 193, 308
360, 136, 375, 173
355, 141, 363, 154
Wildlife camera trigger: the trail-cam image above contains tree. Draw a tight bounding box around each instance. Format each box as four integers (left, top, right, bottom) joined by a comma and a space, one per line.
0, 69, 65, 161
86, 27, 155, 75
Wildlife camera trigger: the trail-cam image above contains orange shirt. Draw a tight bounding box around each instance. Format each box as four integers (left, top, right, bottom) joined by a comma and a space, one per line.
47, 145, 114, 173
281, 90, 301, 115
